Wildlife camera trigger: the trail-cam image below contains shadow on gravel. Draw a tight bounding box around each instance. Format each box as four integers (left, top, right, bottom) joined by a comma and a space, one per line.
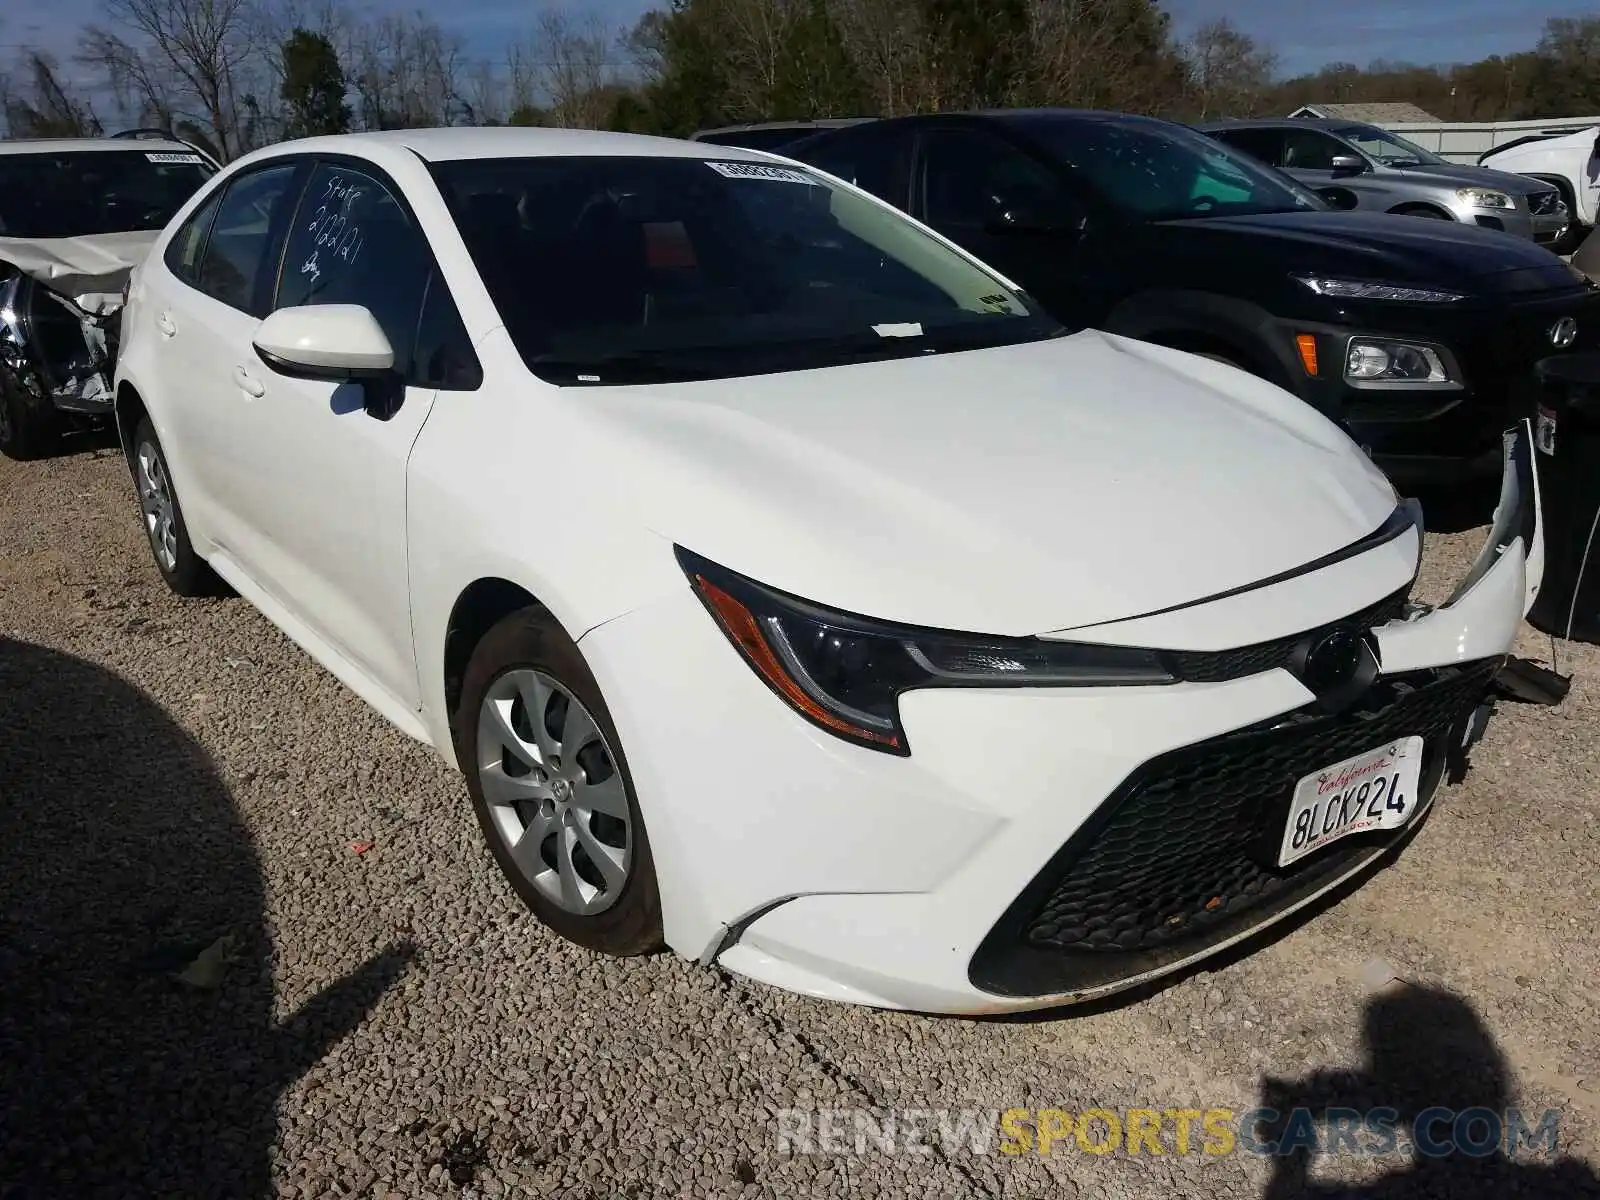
1256, 985, 1600, 1198
0, 637, 415, 1198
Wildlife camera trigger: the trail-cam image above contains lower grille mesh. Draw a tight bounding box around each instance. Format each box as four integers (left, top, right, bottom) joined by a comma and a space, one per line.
1022, 661, 1497, 957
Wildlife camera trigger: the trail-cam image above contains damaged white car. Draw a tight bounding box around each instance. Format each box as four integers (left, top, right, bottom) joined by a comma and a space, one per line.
0, 137, 216, 459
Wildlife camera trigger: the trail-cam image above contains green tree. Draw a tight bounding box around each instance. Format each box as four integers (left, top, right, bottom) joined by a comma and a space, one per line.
280, 28, 351, 139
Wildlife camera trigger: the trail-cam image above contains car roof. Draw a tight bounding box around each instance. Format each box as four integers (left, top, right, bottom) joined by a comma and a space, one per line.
692, 118, 872, 138
239, 127, 785, 166
0, 136, 201, 157
1195, 118, 1358, 132
788, 108, 1176, 144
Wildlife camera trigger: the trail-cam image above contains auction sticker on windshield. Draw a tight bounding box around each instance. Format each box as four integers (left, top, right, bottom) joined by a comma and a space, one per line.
705, 161, 817, 185
145, 152, 205, 164
1278, 736, 1425, 867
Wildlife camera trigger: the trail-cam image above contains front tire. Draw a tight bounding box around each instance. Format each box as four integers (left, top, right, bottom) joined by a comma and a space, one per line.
455, 607, 663, 956
129, 417, 220, 596
0, 364, 63, 461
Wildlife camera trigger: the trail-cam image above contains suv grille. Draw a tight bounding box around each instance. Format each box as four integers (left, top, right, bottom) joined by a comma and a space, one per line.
1164, 587, 1408, 684
969, 658, 1499, 997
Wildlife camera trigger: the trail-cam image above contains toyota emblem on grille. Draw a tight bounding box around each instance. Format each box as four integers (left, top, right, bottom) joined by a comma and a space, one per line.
1300, 629, 1363, 695
1550, 317, 1578, 349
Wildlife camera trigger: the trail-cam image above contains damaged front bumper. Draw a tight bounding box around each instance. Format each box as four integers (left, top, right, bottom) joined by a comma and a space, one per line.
0, 232, 157, 425
0, 269, 120, 416
674, 426, 1547, 1014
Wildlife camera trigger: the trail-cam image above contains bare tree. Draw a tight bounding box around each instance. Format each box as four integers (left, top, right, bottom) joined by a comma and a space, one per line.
78, 0, 259, 159
827, 0, 937, 115
2, 50, 105, 137
1186, 17, 1277, 118
348, 11, 465, 129
531, 9, 614, 128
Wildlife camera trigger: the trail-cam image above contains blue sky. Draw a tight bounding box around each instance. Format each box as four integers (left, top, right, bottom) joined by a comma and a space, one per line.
4, 0, 1590, 90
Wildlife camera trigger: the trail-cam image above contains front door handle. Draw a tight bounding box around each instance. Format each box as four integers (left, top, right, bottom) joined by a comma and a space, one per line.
233, 366, 265, 398
156, 311, 177, 338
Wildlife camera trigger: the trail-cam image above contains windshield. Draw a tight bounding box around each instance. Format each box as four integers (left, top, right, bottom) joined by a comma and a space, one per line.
0, 149, 215, 239
1032, 119, 1327, 222
432, 155, 1061, 385
1335, 126, 1444, 167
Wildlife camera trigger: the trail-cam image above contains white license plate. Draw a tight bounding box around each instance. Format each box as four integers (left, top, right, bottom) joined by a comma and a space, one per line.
1278, 736, 1426, 867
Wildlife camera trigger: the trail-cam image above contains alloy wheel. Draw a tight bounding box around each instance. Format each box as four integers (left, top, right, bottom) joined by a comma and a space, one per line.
476, 668, 632, 916
135, 441, 178, 572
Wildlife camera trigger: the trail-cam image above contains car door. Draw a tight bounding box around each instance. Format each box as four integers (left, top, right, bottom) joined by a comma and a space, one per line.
147, 160, 307, 553
909, 125, 1092, 326
228, 157, 477, 710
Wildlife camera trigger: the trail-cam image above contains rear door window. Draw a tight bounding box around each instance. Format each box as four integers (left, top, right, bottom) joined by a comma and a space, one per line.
1210, 128, 1287, 168
195, 163, 303, 315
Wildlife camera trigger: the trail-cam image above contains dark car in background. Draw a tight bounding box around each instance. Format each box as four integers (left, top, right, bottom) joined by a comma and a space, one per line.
1196, 117, 1568, 246
782, 109, 1600, 486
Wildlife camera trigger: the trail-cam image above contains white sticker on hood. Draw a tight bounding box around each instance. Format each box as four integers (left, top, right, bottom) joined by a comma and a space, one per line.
146, 152, 205, 164
705, 161, 817, 185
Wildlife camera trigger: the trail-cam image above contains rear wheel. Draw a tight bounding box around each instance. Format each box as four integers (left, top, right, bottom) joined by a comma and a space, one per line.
130, 417, 220, 596
455, 607, 663, 956
0, 365, 63, 461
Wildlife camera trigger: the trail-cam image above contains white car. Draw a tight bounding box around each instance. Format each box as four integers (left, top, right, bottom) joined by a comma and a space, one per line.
0, 136, 216, 459
1479, 126, 1600, 255
113, 128, 1542, 1014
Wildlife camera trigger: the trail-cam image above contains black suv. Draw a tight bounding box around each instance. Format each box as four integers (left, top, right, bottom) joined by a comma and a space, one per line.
782, 109, 1600, 485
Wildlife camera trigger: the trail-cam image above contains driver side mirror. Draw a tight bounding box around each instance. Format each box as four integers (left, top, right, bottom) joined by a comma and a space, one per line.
253, 304, 403, 419
1330, 154, 1366, 177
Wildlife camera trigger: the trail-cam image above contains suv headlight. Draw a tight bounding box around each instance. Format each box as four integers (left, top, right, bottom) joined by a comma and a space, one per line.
677, 547, 1174, 754
1295, 276, 1465, 303
1458, 188, 1515, 211
1345, 337, 1459, 389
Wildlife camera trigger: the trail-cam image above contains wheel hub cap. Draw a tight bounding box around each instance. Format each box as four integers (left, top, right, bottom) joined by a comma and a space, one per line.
135, 442, 179, 572
475, 668, 632, 916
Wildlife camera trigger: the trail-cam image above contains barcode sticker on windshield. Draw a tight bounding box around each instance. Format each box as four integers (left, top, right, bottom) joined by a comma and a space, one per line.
705, 161, 817, 185
146, 152, 205, 164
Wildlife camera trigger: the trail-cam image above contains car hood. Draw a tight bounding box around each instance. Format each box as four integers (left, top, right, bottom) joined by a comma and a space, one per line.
574, 329, 1399, 636
0, 230, 160, 313
1150, 209, 1580, 294
1388, 161, 1557, 195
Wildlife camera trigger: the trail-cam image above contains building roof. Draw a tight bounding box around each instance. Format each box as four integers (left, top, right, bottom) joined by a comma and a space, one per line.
1288, 102, 1442, 124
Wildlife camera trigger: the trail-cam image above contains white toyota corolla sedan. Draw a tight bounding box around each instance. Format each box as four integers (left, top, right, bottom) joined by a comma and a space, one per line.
113, 128, 1542, 1014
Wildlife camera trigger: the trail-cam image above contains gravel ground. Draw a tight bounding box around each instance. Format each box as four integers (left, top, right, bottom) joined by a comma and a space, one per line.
2, 438, 1598, 1199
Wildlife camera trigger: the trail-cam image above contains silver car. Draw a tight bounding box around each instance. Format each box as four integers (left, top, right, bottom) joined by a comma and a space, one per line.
1198, 117, 1569, 246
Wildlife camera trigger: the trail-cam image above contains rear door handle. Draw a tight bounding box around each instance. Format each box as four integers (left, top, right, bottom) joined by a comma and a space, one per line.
232, 366, 265, 398
156, 311, 177, 338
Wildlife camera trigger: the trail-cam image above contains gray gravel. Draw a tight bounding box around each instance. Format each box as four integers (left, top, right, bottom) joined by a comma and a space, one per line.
2, 439, 1597, 1199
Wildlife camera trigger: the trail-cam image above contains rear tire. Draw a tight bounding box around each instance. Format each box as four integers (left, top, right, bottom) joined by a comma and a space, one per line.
0, 365, 63, 461
455, 606, 663, 957
129, 417, 221, 597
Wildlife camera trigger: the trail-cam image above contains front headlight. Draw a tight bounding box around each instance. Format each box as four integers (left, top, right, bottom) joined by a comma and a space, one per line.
1295, 276, 1465, 304
1457, 188, 1515, 211
1345, 336, 1459, 389
677, 547, 1174, 755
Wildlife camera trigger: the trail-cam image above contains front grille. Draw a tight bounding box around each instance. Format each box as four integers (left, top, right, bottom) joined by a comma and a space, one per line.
969, 658, 1499, 997
1164, 587, 1409, 684
1528, 190, 1561, 217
